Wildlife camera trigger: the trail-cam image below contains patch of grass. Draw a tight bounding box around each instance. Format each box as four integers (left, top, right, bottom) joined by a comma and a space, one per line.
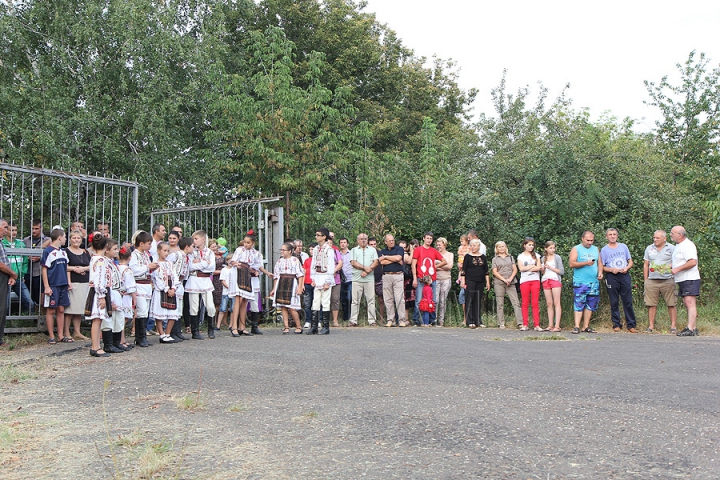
227, 403, 249, 413
0, 364, 38, 384
137, 439, 175, 479
293, 411, 319, 423
489, 337, 504, 341
115, 429, 143, 448
522, 335, 568, 341
176, 392, 207, 411
0, 412, 32, 469
3, 334, 48, 351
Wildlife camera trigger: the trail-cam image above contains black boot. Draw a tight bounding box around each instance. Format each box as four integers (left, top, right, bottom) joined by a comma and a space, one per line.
113, 332, 129, 351
103, 330, 124, 353
191, 315, 203, 340
207, 315, 215, 339
134, 318, 150, 347
250, 311, 263, 335
318, 311, 330, 335
170, 320, 184, 342
306, 311, 319, 335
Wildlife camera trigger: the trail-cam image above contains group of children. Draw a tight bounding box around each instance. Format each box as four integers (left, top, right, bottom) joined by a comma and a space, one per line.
38, 225, 277, 358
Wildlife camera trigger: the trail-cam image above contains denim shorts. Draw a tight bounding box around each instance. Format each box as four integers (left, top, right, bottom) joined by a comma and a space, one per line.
220, 295, 235, 313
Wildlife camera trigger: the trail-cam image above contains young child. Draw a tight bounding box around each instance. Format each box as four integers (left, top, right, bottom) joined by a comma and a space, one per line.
151, 242, 181, 344
103, 239, 128, 353
229, 230, 273, 336
129, 231, 159, 347
169, 237, 193, 341
418, 275, 436, 326
185, 230, 216, 339
209, 239, 225, 334
41, 228, 70, 344
217, 261, 236, 331
270, 242, 305, 334
86, 234, 112, 357
117, 246, 137, 349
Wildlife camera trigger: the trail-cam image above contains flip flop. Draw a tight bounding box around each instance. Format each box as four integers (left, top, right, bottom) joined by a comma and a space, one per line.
61, 337, 74, 343
48, 338, 57, 345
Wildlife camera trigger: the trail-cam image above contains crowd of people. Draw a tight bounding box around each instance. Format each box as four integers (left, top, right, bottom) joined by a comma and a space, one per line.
0, 218, 703, 351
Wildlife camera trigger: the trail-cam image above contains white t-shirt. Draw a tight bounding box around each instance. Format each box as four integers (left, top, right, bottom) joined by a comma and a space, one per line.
219, 265, 233, 295
541, 255, 561, 282
672, 239, 700, 283
518, 252, 541, 283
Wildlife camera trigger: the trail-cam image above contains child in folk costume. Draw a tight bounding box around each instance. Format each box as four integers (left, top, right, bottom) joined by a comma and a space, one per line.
151, 242, 181, 344
129, 231, 159, 347
86, 234, 112, 357
185, 230, 216, 339
117, 246, 136, 349
169, 237, 193, 341
229, 230, 273, 336
270, 242, 305, 334
103, 239, 130, 352
308, 228, 336, 335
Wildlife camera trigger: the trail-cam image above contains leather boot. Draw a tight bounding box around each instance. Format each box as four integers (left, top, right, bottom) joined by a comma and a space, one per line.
306, 311, 319, 335
134, 318, 150, 347
318, 311, 330, 335
250, 311, 263, 335
207, 315, 215, 339
103, 330, 124, 353
113, 332, 129, 351
191, 315, 203, 340
170, 320, 184, 342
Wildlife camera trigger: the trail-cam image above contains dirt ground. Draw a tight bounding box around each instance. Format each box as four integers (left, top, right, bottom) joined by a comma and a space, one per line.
2, 327, 719, 479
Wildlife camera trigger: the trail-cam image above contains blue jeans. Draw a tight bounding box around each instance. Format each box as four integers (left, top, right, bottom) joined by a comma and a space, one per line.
303, 284, 314, 323
340, 281, 352, 320
220, 295, 235, 313
413, 281, 436, 325
8, 279, 35, 313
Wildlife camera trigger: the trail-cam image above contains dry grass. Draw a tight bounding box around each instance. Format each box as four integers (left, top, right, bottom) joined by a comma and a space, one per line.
176, 391, 207, 411
137, 439, 176, 479
2, 334, 48, 351
227, 403, 249, 413
522, 335, 568, 341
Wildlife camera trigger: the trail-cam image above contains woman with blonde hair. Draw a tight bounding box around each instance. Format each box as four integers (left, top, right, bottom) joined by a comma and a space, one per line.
434, 237, 454, 327
491, 241, 522, 329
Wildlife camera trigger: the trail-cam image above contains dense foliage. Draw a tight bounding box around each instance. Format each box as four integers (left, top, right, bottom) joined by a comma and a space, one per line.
1, 1, 718, 291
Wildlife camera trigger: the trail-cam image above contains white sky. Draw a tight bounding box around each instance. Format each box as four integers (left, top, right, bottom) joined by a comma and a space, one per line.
362, 0, 720, 131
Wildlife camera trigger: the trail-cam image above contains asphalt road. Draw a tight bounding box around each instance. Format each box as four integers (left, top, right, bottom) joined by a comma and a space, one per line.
3, 326, 719, 479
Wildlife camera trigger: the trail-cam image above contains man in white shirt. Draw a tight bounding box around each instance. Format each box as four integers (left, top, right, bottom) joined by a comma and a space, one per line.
670, 226, 701, 337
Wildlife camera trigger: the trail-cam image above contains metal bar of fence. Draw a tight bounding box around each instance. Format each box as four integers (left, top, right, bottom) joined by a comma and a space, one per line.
0, 162, 140, 187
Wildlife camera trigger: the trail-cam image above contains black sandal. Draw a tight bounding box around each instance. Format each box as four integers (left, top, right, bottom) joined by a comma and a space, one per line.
583, 327, 597, 333
282, 328, 290, 334
231, 329, 240, 337
90, 349, 110, 357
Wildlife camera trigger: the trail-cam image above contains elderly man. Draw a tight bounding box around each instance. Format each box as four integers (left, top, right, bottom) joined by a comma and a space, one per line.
670, 226, 701, 337
569, 231, 602, 334
643, 230, 677, 333
349, 233, 379, 326
0, 218, 20, 348
379, 234, 406, 327
600, 228, 637, 333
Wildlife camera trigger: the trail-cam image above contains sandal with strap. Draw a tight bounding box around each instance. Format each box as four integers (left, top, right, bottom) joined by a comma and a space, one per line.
571, 327, 580, 334
583, 327, 597, 333
282, 328, 290, 335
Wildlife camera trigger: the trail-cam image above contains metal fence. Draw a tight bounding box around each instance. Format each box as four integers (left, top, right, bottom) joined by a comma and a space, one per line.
1, 161, 139, 333
150, 197, 285, 304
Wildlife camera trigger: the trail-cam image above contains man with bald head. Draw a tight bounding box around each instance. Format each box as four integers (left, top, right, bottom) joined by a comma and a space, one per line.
379, 234, 406, 327
670, 226, 701, 336
643, 230, 677, 332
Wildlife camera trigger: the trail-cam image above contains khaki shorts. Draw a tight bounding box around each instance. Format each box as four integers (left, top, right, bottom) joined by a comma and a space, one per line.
644, 278, 677, 307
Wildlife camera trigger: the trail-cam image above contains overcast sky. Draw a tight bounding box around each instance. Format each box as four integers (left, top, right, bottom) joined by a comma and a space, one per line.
362, 0, 720, 131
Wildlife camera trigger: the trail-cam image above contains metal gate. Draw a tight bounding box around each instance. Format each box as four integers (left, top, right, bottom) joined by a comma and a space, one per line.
1, 161, 139, 333
150, 197, 285, 303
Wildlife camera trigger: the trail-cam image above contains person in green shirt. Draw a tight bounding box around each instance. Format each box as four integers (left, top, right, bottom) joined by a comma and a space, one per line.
2, 224, 35, 313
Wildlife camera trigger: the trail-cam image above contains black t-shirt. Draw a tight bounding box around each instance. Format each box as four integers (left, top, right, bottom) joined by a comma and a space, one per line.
379, 245, 405, 273
65, 248, 91, 283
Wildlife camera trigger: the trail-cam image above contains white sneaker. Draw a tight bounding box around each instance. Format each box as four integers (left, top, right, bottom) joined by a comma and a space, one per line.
520, 326, 529, 331
499, 325, 506, 329
533, 326, 544, 332
303, 322, 310, 329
